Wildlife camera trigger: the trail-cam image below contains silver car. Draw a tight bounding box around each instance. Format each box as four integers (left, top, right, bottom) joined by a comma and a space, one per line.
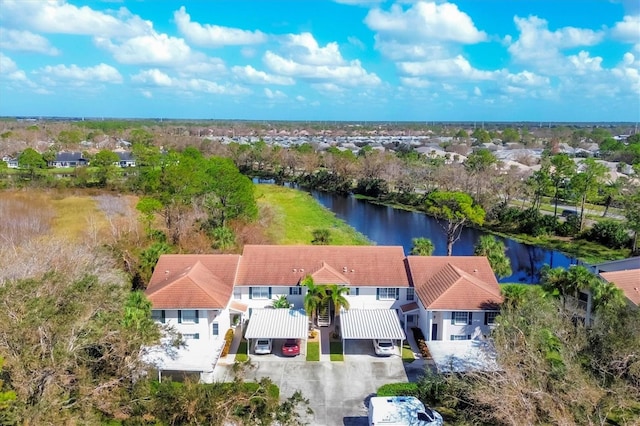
254, 338, 272, 355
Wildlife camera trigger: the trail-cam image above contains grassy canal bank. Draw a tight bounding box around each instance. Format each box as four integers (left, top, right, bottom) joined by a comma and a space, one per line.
255, 184, 370, 246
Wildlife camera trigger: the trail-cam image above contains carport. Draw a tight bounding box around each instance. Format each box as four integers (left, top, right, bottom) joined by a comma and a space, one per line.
244, 308, 308, 355
339, 309, 406, 356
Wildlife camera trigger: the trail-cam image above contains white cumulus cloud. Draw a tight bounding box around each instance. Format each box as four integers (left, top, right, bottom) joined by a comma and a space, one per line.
263, 32, 380, 87
131, 69, 250, 96
174, 6, 267, 47
95, 33, 194, 66
0, 0, 152, 38
508, 16, 604, 72
264, 88, 286, 99
232, 65, 295, 85
365, 1, 487, 61
398, 55, 494, 80
0, 28, 60, 55
40, 63, 123, 83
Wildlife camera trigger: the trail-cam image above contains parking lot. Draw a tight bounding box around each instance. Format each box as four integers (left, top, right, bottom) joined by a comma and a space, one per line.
213, 353, 410, 425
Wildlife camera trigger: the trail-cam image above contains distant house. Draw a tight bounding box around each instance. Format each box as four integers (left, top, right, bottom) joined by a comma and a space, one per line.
115, 151, 136, 167
2, 156, 19, 168
49, 151, 87, 168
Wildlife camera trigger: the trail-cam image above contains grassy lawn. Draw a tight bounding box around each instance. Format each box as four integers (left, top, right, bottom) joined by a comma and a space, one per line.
306, 341, 320, 361
329, 342, 344, 361
256, 184, 371, 245
402, 342, 415, 363
235, 340, 248, 362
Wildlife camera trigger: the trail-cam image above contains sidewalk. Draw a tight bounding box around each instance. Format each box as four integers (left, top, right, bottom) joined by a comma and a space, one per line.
216, 325, 244, 366
319, 325, 331, 362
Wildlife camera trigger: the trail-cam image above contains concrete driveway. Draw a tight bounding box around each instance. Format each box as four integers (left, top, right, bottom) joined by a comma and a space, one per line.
213, 355, 410, 425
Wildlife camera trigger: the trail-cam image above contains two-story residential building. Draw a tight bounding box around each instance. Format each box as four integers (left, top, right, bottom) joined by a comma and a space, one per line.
143, 245, 503, 378
406, 256, 502, 342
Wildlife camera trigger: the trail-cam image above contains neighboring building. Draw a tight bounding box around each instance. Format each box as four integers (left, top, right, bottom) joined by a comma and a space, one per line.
143, 245, 503, 377
2, 156, 18, 168
593, 257, 640, 308
49, 151, 87, 168
114, 151, 136, 167
406, 256, 502, 342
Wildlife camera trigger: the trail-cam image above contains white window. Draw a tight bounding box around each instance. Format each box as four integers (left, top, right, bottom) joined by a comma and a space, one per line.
406, 288, 415, 301
485, 311, 499, 325
378, 288, 399, 300
346, 287, 359, 296
182, 333, 200, 340
250, 287, 271, 299
180, 309, 198, 324
289, 287, 302, 295
451, 311, 471, 325
212, 323, 219, 336
450, 335, 470, 341
233, 287, 242, 299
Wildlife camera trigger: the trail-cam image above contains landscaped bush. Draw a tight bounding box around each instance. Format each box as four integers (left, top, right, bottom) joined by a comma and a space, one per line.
585, 220, 630, 249
377, 382, 419, 397
235, 340, 248, 362
411, 327, 432, 359
221, 329, 234, 357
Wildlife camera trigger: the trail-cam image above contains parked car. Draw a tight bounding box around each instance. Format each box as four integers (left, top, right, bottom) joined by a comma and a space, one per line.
281, 339, 300, 357
254, 338, 272, 355
373, 339, 395, 357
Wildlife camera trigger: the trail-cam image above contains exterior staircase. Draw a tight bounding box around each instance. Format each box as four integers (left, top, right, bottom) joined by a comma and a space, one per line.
317, 299, 331, 327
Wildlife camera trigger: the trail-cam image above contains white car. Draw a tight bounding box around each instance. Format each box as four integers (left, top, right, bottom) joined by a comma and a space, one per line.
373, 339, 395, 357
254, 338, 272, 355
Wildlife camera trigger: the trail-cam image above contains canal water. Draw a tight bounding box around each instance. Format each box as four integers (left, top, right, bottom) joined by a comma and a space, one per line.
307, 189, 579, 283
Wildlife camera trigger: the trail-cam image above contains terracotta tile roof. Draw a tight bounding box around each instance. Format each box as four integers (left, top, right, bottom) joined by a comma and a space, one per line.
235, 245, 409, 287
146, 254, 240, 309
407, 256, 502, 310
229, 300, 249, 313
600, 269, 640, 306
400, 302, 419, 313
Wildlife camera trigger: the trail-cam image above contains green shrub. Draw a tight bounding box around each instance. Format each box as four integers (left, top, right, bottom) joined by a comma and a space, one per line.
377, 382, 419, 397
585, 220, 630, 249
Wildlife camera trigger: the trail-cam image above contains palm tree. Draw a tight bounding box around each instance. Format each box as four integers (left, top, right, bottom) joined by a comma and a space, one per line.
591, 281, 626, 313
410, 237, 435, 256
540, 265, 571, 307
271, 295, 291, 309
301, 275, 326, 326
326, 284, 351, 324
474, 235, 512, 279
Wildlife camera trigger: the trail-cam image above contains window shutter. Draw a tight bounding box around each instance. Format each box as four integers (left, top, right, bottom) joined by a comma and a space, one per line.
161, 310, 165, 324
249, 288, 253, 299
467, 312, 472, 325
451, 313, 455, 325
376, 289, 380, 300
484, 312, 488, 325
289, 287, 293, 295
268, 287, 272, 299
395, 289, 400, 300
194, 333, 199, 340
355, 288, 359, 296
178, 310, 182, 324
194, 310, 199, 324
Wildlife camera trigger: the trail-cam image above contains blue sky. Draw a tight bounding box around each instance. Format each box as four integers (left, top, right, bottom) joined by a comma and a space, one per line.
0, 0, 639, 122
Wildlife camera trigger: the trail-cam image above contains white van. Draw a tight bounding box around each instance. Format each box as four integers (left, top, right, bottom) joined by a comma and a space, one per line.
368, 396, 443, 426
